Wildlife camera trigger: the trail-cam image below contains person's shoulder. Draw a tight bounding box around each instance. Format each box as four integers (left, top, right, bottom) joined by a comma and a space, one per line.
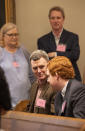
0, 46, 3, 52
69, 79, 85, 100
0, 66, 4, 74
21, 45, 30, 53
31, 80, 38, 88
20, 46, 30, 56
30, 80, 38, 93
46, 82, 55, 94
63, 29, 78, 37
71, 79, 85, 90
38, 31, 52, 40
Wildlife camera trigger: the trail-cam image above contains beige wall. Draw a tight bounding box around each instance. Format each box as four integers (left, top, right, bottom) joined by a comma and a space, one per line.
15, 0, 85, 79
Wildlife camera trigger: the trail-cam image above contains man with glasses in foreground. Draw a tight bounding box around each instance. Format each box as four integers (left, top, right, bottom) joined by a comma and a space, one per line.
0, 23, 35, 108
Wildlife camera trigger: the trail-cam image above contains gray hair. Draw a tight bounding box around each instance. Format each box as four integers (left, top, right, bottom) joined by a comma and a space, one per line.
30, 50, 49, 61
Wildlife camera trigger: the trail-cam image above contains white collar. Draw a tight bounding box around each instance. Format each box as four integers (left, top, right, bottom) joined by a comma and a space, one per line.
52, 28, 63, 39
61, 80, 69, 98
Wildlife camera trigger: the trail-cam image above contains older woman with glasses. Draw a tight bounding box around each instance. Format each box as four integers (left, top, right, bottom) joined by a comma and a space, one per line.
0, 23, 35, 108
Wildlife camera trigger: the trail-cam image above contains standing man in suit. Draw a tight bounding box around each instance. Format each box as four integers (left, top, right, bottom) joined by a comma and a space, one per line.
26, 50, 55, 114
37, 6, 81, 81
47, 56, 85, 119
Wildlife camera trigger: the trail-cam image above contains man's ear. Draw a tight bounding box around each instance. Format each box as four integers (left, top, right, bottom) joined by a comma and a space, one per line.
55, 72, 59, 80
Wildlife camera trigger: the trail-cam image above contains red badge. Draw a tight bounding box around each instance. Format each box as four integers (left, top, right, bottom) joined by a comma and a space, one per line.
13, 62, 19, 67
35, 98, 46, 108
61, 100, 66, 113
56, 44, 66, 52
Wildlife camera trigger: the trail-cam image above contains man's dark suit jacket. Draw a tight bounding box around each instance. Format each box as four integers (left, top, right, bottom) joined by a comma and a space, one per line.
55, 79, 85, 119
27, 80, 56, 115
37, 29, 81, 81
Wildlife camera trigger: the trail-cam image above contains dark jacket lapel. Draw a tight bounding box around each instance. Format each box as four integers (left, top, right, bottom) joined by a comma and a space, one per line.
59, 79, 72, 116
40, 82, 50, 98
29, 81, 39, 112
49, 32, 56, 51
59, 29, 68, 44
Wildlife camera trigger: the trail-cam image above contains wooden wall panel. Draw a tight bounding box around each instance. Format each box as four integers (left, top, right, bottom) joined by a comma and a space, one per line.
0, 0, 16, 29
0, 0, 5, 28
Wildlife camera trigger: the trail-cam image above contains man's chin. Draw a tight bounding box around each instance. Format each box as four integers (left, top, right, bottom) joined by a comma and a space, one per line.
53, 87, 60, 91
53, 27, 60, 31
38, 78, 45, 81
38, 77, 46, 81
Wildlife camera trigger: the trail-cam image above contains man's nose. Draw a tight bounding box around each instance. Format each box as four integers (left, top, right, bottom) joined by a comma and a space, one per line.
37, 68, 41, 73
54, 18, 59, 22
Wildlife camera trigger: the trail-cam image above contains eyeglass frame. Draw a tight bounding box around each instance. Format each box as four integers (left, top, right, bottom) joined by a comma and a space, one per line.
5, 33, 19, 37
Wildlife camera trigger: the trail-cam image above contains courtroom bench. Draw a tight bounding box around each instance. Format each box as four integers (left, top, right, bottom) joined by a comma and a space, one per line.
1, 111, 85, 131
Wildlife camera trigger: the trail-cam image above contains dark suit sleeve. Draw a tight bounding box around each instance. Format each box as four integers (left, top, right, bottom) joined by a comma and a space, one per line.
71, 85, 85, 118
50, 92, 56, 114
37, 39, 41, 49
57, 34, 80, 63
0, 67, 11, 110
37, 39, 46, 51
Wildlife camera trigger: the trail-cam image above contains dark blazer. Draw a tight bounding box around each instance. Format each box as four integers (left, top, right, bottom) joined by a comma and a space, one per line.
27, 80, 56, 115
0, 67, 11, 110
55, 79, 85, 119
37, 29, 81, 81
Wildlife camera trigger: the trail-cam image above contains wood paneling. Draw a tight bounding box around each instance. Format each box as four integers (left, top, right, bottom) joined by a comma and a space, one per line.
0, 0, 16, 28
1, 111, 85, 131
5, 0, 16, 23
0, 0, 5, 28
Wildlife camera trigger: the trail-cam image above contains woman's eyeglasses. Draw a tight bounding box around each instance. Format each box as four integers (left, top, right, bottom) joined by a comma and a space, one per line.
6, 33, 19, 37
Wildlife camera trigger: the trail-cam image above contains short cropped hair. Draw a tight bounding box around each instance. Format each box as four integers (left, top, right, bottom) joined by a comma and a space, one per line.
47, 56, 75, 79
30, 50, 49, 61
48, 6, 65, 19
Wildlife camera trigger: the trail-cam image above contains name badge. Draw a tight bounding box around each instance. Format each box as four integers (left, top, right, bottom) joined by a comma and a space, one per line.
56, 44, 66, 52
61, 100, 66, 113
13, 62, 19, 67
36, 98, 46, 108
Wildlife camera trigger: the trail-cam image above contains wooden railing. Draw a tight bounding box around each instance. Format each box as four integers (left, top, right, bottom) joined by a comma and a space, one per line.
1, 111, 85, 131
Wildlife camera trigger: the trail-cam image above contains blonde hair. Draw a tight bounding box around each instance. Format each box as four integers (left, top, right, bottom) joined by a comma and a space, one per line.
0, 23, 18, 47
47, 56, 75, 79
